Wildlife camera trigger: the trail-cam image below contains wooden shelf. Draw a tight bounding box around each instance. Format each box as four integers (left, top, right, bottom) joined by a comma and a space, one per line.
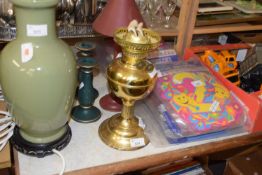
155, 23, 262, 37
194, 23, 262, 35
155, 28, 178, 37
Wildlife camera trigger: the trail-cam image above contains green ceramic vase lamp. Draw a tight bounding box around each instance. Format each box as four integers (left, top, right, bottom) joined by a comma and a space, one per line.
0, 0, 77, 157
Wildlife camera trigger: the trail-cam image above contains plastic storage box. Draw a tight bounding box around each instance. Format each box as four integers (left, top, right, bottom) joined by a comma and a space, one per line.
184, 43, 262, 133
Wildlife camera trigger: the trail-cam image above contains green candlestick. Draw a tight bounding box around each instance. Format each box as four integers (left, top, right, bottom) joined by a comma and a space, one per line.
72, 57, 101, 123
75, 41, 96, 58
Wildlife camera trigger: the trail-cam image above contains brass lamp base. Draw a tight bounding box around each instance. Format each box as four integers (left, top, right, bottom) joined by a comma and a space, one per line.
99, 114, 149, 151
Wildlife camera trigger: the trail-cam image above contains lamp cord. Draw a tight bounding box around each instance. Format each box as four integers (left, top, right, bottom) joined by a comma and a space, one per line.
0, 100, 14, 151
52, 149, 66, 175
0, 90, 15, 151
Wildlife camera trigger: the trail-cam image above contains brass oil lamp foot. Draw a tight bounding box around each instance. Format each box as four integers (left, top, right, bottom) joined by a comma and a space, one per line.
99, 114, 149, 150
99, 103, 149, 150
98, 20, 161, 150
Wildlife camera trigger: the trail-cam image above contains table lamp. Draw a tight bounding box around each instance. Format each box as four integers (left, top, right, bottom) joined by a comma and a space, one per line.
92, 0, 145, 112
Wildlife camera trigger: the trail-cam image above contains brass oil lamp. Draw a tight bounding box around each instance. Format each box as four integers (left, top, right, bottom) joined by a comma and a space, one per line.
99, 21, 161, 150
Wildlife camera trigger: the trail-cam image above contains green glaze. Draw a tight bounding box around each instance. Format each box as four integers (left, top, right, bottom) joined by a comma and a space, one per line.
71, 57, 101, 123
12, 0, 59, 8
0, 0, 77, 143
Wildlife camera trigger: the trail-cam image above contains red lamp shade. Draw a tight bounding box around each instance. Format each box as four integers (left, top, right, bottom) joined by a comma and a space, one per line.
92, 0, 145, 37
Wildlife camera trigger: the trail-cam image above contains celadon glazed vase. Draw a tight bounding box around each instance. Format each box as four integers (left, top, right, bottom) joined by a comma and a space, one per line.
0, 0, 77, 157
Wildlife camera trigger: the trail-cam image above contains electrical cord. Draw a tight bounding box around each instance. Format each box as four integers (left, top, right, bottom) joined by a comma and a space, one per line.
52, 149, 66, 175
0, 122, 15, 138
0, 111, 12, 122
0, 111, 14, 152
0, 129, 13, 151
0, 91, 15, 152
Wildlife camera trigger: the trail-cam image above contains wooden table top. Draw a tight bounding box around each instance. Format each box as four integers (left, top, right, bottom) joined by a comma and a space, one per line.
13, 72, 262, 175
10, 40, 262, 175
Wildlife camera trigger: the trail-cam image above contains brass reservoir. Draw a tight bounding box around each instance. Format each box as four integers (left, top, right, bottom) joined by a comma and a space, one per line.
107, 28, 160, 102
107, 57, 157, 102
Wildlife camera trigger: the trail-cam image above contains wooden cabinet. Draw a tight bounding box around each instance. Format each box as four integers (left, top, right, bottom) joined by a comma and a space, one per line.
153, 0, 262, 55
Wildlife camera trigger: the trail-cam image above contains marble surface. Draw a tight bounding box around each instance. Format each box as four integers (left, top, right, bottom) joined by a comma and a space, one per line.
17, 72, 248, 175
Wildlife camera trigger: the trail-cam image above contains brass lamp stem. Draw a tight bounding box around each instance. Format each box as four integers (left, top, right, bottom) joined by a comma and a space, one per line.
121, 100, 135, 120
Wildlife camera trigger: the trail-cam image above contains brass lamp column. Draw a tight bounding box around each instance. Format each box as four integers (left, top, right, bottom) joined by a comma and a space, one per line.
99, 21, 161, 150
